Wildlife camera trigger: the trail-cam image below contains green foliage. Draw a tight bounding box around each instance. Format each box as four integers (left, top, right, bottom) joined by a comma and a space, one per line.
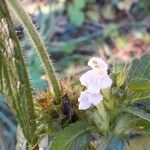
97, 54, 150, 146
63, 42, 76, 54
67, 4, 85, 27
128, 78, 150, 91
116, 72, 127, 88
127, 54, 150, 102
89, 103, 109, 132
124, 106, 150, 122
51, 121, 92, 150
7, 0, 62, 102
127, 54, 150, 82
103, 24, 119, 38
114, 114, 149, 136
74, 0, 87, 9
26, 49, 46, 89
0, 1, 38, 148
1, 0, 150, 149
67, 0, 87, 27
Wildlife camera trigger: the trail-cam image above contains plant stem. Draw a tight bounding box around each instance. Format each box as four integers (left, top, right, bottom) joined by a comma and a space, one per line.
6, 0, 62, 102
1, 1, 38, 149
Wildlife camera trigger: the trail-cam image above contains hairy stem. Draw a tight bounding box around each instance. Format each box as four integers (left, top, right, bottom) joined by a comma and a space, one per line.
1, 1, 38, 149
6, 0, 62, 102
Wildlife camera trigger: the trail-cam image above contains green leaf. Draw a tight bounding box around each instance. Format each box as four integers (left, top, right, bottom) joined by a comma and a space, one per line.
131, 91, 150, 102
74, 0, 87, 9
116, 72, 126, 87
124, 106, 150, 122
114, 113, 150, 137
103, 24, 119, 38
89, 103, 109, 132
127, 54, 150, 102
128, 78, 150, 91
63, 42, 76, 54
51, 121, 92, 150
67, 4, 85, 27
128, 54, 150, 82
0, 2, 38, 146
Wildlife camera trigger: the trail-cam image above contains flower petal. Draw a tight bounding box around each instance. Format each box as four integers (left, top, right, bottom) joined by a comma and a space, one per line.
78, 91, 103, 110
78, 91, 91, 110
88, 57, 108, 72
89, 93, 103, 105
80, 70, 102, 93
99, 75, 112, 89
78, 101, 91, 110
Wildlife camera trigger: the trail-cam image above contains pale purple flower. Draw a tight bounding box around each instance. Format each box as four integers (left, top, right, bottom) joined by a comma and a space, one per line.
88, 57, 108, 75
78, 57, 112, 110
80, 70, 112, 93
78, 91, 103, 110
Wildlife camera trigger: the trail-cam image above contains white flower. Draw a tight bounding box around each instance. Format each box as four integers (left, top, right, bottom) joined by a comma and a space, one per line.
78, 57, 112, 110
88, 57, 108, 75
78, 91, 103, 110
80, 70, 112, 93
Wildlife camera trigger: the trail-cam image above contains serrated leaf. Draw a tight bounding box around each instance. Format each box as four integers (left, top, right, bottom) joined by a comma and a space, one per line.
51, 121, 92, 150
114, 113, 150, 136
74, 0, 87, 9
128, 78, 150, 91
67, 4, 85, 27
124, 106, 150, 122
0, 5, 37, 144
131, 91, 150, 102
128, 54, 150, 82
127, 54, 150, 102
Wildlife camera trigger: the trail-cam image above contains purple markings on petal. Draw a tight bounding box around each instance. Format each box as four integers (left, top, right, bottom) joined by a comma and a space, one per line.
88, 57, 108, 72
80, 70, 112, 94
78, 91, 91, 110
78, 91, 103, 110
78, 57, 112, 110
90, 93, 103, 105
80, 70, 102, 93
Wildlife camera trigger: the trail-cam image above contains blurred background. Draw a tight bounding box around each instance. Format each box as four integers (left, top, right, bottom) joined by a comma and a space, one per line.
0, 0, 150, 149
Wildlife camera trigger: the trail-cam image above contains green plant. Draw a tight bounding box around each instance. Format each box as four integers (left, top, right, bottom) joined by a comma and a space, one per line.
7, 0, 62, 102
0, 0, 38, 148
0, 0, 150, 150
67, 0, 87, 27
0, 0, 62, 149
